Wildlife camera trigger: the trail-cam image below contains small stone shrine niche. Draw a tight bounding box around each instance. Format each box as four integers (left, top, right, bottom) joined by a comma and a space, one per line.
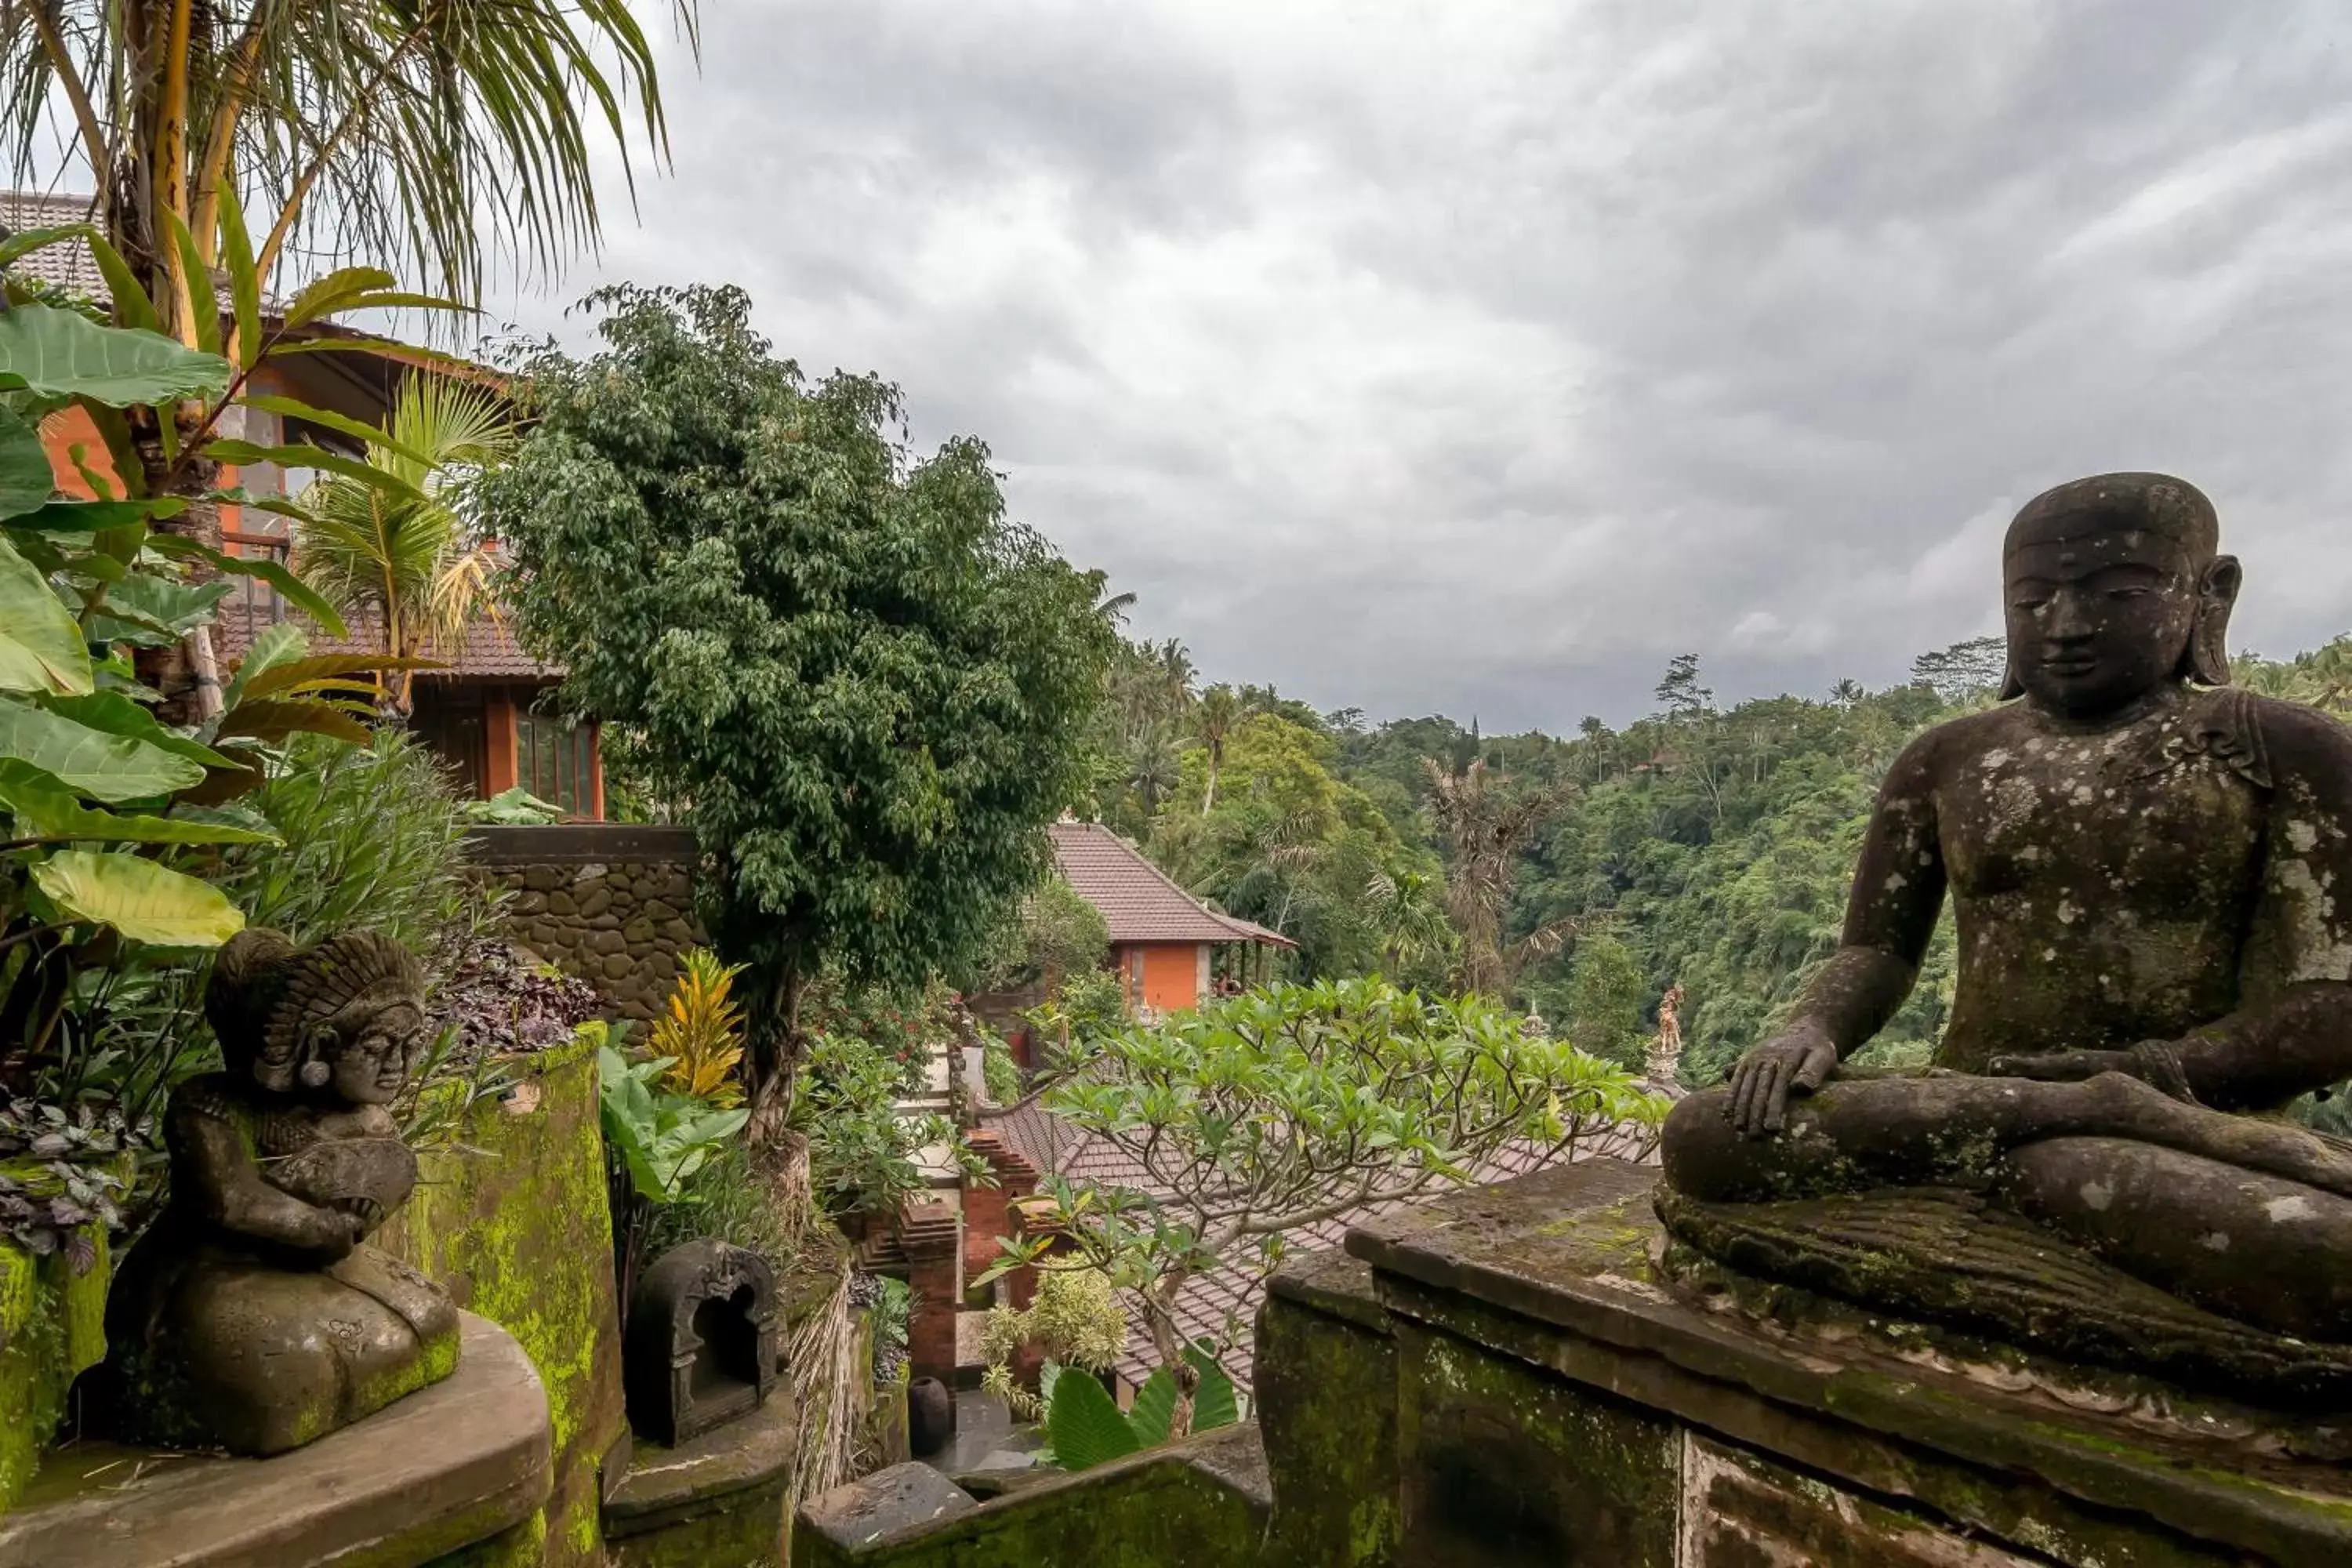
624, 1238, 782, 1446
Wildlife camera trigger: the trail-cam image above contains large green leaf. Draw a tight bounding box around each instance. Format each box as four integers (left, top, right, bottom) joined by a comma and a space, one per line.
101, 573, 235, 636
1044, 1366, 1143, 1472
282, 267, 398, 330
0, 405, 53, 519
0, 535, 93, 697
0, 760, 274, 845
31, 850, 245, 946
218, 188, 263, 371
0, 304, 231, 408
161, 209, 223, 359
1127, 1365, 1177, 1446
39, 692, 240, 770
213, 695, 373, 746
235, 395, 430, 466
1183, 1345, 1242, 1432
6, 498, 186, 532
0, 697, 205, 800
219, 621, 307, 710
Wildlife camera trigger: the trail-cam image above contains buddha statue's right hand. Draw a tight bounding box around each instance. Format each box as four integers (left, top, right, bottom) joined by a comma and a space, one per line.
1727, 1022, 1839, 1138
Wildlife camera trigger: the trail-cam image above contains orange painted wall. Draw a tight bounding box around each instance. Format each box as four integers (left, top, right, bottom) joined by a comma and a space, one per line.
1134, 942, 1207, 1014
39, 405, 119, 499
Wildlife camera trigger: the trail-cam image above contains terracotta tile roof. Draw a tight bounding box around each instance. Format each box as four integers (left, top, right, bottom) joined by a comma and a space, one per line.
985, 1097, 1660, 1389
212, 602, 560, 681
1049, 820, 1296, 949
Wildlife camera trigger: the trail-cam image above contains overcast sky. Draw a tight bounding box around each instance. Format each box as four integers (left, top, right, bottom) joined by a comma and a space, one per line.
494, 1, 2352, 731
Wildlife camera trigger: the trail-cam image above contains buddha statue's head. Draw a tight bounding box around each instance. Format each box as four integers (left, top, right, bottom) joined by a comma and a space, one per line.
207, 928, 430, 1106
1998, 472, 2239, 718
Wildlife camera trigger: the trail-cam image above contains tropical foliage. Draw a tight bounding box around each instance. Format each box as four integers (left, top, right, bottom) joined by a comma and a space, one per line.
290, 375, 517, 716
982, 978, 1664, 1378
2, 0, 691, 326
484, 283, 1116, 1110
650, 948, 746, 1108
0, 267, 433, 1108
1039, 1346, 1244, 1472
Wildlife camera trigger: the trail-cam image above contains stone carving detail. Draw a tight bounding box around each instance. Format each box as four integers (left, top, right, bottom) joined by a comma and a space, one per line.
624, 1238, 782, 1446
1657, 473, 2352, 1406
102, 928, 458, 1454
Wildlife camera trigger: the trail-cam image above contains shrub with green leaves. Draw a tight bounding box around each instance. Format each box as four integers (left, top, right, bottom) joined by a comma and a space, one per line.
979, 1267, 1127, 1419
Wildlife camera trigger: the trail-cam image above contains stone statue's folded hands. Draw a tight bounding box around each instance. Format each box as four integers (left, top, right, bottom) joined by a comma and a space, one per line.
1726, 1023, 1838, 1138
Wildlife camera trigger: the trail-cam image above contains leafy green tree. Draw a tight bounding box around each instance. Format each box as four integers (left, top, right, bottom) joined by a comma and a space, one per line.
483, 284, 1116, 1109
1559, 930, 1646, 1067
1910, 636, 2009, 704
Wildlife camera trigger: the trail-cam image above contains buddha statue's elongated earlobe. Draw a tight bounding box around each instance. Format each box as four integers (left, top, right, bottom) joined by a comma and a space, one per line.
1998, 660, 2024, 702
2183, 555, 2242, 687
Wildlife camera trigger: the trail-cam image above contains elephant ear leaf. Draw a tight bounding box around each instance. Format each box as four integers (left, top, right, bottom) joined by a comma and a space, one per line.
1045, 1366, 1142, 1472
31, 850, 245, 947
0, 535, 93, 696
1126, 1366, 1177, 1446
1183, 1344, 1243, 1432
0, 303, 229, 407
0, 404, 55, 520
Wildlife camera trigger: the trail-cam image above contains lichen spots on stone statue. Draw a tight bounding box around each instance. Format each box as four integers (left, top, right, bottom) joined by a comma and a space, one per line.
1659, 472, 2352, 1407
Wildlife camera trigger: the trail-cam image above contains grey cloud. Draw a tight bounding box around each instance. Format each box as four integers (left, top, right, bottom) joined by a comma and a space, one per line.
500, 0, 2352, 728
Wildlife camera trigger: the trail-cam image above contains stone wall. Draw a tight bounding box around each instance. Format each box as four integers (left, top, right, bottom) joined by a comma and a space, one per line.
377, 1033, 627, 1567
0, 1229, 107, 1514
466, 826, 706, 1022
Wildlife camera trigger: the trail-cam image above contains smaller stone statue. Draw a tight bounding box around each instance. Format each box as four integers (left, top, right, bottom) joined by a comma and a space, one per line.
102, 928, 458, 1455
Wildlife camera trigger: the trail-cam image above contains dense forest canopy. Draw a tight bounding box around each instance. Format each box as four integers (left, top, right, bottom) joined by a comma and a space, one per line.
1083, 626, 2352, 1087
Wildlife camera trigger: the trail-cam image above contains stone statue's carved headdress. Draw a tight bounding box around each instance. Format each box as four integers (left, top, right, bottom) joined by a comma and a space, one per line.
207, 928, 426, 1094
1998, 472, 2237, 699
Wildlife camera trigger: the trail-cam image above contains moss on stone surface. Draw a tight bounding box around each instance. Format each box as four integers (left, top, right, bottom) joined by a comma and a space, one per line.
0, 1229, 109, 1514
610, 1485, 786, 1568
1396, 1319, 1679, 1568
1255, 1285, 1399, 1568
379, 1034, 624, 1568
797, 1455, 1268, 1568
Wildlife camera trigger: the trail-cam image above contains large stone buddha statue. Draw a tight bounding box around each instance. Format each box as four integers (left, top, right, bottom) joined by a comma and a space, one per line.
1657, 473, 2352, 1405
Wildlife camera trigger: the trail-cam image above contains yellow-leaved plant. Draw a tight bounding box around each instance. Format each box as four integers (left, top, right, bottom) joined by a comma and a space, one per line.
652, 949, 746, 1108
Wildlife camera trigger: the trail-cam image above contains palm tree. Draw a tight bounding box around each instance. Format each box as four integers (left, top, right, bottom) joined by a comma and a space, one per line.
290, 375, 516, 717
1422, 758, 1576, 995
1196, 684, 1240, 814
5, 1, 692, 339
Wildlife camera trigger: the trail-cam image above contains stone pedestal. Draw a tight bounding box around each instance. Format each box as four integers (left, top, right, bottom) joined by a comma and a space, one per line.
0, 1312, 551, 1568
602, 1396, 795, 1568
1324, 1159, 2352, 1568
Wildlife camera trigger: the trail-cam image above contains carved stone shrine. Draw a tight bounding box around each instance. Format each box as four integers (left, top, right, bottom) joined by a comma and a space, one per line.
624, 1238, 782, 1447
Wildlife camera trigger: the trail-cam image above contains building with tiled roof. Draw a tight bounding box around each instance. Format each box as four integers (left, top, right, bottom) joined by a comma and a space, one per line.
7, 191, 603, 818
1047, 820, 1294, 1017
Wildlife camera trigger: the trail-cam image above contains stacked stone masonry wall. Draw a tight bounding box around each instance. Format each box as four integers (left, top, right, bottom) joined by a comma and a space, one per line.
464, 826, 706, 1023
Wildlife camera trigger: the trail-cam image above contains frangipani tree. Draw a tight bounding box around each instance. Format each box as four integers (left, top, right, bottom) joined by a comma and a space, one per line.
979, 978, 1665, 1381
